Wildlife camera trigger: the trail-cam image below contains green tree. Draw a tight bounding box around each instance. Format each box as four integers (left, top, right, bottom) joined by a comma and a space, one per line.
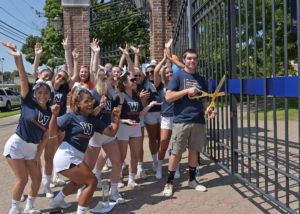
21, 0, 64, 71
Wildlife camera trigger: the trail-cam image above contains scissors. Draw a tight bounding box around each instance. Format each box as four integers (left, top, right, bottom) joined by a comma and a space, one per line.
188, 74, 227, 119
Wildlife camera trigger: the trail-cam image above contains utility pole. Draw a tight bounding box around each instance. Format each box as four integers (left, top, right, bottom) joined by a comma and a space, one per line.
0, 58, 4, 88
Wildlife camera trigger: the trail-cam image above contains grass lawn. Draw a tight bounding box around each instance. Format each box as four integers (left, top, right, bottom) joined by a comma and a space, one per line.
244, 98, 298, 121
0, 109, 21, 118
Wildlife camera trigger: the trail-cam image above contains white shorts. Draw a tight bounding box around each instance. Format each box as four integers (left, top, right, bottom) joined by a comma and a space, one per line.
140, 116, 145, 128
116, 123, 141, 141
53, 142, 84, 174
89, 132, 115, 147
3, 134, 37, 160
144, 112, 161, 125
161, 116, 174, 130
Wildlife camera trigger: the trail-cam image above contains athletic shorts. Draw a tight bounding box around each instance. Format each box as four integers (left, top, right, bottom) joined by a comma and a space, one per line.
144, 112, 161, 125
3, 134, 37, 160
53, 142, 84, 174
89, 132, 115, 148
160, 116, 174, 130
116, 123, 141, 141
170, 123, 207, 155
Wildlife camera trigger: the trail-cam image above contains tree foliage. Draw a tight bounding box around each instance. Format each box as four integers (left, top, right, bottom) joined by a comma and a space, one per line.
21, 0, 64, 71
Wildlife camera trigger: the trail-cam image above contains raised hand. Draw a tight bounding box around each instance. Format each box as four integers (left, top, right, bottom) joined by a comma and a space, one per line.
165, 38, 173, 49
0, 41, 20, 57
99, 96, 107, 108
90, 38, 100, 53
51, 103, 61, 117
72, 48, 79, 59
62, 37, 69, 50
130, 45, 140, 55
35, 42, 43, 56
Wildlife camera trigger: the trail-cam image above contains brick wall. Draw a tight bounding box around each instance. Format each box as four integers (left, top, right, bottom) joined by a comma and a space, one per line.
63, 7, 90, 68
149, 0, 178, 62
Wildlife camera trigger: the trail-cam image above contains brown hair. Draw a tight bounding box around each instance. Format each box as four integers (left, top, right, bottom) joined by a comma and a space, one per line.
182, 49, 198, 60
71, 88, 92, 113
79, 65, 90, 83
52, 70, 69, 91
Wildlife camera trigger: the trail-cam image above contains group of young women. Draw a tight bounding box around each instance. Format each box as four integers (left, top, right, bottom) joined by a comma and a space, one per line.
2, 38, 184, 214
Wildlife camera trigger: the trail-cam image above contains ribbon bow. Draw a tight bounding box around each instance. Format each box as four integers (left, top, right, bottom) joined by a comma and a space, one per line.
74, 82, 89, 92
37, 66, 53, 74
99, 65, 108, 74
34, 78, 55, 93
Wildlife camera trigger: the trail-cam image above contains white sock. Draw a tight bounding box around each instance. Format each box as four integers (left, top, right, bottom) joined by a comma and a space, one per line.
54, 190, 66, 202
26, 195, 36, 209
45, 175, 51, 186
111, 182, 118, 195
52, 171, 58, 181
77, 205, 88, 214
137, 162, 143, 171
128, 172, 135, 183
157, 160, 163, 168
95, 169, 102, 180
11, 200, 20, 210
176, 163, 180, 172
152, 153, 158, 163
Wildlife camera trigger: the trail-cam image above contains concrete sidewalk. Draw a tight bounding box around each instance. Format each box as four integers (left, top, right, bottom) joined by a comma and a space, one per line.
0, 115, 283, 213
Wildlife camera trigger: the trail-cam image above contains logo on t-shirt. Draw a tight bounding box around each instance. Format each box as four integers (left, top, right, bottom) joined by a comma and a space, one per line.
54, 93, 63, 103
104, 101, 112, 111
38, 111, 50, 126
80, 122, 93, 135
184, 79, 203, 97
128, 102, 139, 112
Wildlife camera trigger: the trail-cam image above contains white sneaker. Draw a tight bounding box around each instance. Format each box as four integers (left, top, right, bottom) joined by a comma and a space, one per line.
53, 176, 65, 186
49, 183, 55, 188
97, 179, 102, 189
50, 199, 71, 209
174, 169, 180, 179
152, 162, 158, 172
155, 166, 162, 179
24, 206, 41, 214
9, 208, 21, 214
118, 181, 125, 188
110, 191, 125, 204
102, 161, 109, 171
137, 169, 148, 180
127, 181, 142, 190
44, 185, 54, 198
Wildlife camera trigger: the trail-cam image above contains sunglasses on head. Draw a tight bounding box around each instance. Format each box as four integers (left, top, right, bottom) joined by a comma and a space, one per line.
130, 78, 137, 82
57, 74, 67, 81
146, 70, 154, 75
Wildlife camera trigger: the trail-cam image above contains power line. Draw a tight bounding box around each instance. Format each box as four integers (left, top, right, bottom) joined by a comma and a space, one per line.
0, 25, 27, 41
0, 20, 29, 37
0, 7, 40, 32
0, 31, 25, 44
0, 23, 27, 40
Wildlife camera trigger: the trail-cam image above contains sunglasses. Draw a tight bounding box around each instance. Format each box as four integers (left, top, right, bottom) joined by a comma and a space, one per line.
135, 74, 142, 78
146, 70, 154, 76
83, 99, 95, 105
130, 78, 137, 82
57, 74, 67, 81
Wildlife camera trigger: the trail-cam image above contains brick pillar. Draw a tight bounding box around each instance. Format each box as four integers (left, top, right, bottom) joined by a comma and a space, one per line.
63, 4, 90, 68
149, 0, 178, 62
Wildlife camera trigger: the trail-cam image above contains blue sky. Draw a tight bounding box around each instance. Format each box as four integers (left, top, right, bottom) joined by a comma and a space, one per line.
0, 0, 47, 74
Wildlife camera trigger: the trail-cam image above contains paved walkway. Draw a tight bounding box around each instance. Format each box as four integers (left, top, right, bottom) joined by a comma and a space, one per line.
0, 114, 285, 214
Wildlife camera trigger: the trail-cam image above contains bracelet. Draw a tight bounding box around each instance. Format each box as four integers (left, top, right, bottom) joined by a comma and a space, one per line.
48, 135, 58, 139
119, 103, 124, 106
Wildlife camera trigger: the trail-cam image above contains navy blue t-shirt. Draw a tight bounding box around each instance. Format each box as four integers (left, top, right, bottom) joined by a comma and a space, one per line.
138, 78, 163, 112
16, 84, 52, 144
109, 87, 119, 100
160, 89, 174, 117
117, 92, 143, 123
91, 88, 119, 125
50, 85, 70, 116
57, 112, 108, 153
166, 70, 207, 124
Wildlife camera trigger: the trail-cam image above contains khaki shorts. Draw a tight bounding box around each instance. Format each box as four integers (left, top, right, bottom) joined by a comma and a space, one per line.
170, 123, 207, 155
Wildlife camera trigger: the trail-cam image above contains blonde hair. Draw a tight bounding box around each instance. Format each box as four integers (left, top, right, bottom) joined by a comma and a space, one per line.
95, 69, 112, 99
71, 88, 92, 113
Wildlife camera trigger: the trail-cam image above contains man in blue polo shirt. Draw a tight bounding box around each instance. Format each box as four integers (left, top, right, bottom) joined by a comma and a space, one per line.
163, 49, 216, 197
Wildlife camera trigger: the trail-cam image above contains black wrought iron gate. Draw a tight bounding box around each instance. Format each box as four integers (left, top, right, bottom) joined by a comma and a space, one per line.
172, 0, 300, 213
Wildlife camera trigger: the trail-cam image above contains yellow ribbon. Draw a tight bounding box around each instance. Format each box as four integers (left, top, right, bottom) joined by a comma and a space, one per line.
188, 74, 227, 119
